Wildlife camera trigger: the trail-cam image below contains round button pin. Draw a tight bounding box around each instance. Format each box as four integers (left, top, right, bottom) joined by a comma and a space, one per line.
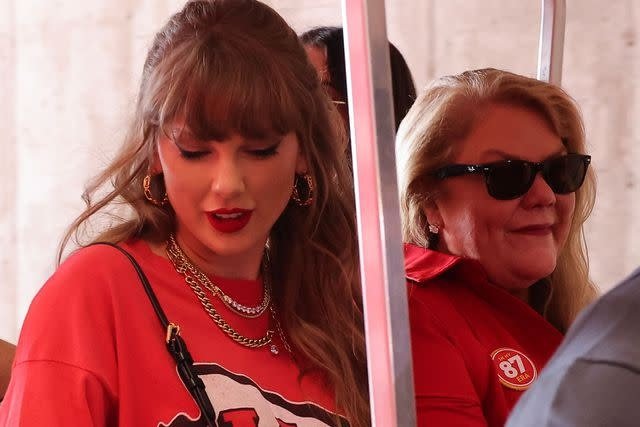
490, 347, 537, 391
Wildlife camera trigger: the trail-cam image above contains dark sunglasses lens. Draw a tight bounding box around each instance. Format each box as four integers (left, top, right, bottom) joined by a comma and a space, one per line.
486, 161, 534, 200
545, 155, 588, 193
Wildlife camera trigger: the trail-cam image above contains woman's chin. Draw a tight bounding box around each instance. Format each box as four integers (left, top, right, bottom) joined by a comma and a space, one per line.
514, 259, 557, 286
488, 256, 557, 291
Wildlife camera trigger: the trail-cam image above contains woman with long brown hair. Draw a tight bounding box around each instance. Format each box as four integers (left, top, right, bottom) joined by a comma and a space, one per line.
0, 1, 368, 425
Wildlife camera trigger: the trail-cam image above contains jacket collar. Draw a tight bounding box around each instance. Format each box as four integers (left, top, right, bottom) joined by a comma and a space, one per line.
404, 243, 466, 282
404, 243, 557, 328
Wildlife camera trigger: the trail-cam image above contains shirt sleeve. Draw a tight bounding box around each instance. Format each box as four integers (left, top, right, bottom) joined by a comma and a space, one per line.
410, 298, 489, 427
0, 360, 114, 426
0, 246, 122, 426
507, 359, 640, 427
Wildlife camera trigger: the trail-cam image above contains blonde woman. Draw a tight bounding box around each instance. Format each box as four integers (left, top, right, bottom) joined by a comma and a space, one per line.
396, 68, 597, 426
0, 1, 368, 425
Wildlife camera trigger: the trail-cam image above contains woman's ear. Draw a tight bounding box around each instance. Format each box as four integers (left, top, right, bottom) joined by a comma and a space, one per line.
150, 143, 163, 175
295, 147, 309, 175
421, 198, 443, 229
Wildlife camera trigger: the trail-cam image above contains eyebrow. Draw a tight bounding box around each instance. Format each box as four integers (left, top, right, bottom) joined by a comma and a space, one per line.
479, 147, 568, 162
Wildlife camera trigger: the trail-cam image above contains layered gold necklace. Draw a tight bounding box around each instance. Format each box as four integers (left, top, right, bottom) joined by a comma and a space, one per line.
166, 234, 291, 356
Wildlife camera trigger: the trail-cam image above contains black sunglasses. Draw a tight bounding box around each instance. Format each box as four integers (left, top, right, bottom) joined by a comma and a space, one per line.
433, 153, 591, 200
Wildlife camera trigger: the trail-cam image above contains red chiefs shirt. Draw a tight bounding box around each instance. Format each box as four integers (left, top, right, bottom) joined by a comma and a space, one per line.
0, 240, 345, 426
405, 243, 563, 427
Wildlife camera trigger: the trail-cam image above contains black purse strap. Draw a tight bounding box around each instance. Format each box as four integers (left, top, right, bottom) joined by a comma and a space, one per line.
93, 243, 216, 426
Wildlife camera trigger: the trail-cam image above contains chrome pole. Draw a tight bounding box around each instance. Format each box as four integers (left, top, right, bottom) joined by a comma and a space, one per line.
342, 0, 416, 426
537, 0, 566, 84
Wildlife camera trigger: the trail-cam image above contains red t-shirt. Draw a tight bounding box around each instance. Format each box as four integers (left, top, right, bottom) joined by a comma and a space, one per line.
0, 240, 345, 426
405, 243, 563, 427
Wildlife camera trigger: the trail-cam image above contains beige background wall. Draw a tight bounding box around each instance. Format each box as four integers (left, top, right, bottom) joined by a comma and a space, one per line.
0, 0, 638, 342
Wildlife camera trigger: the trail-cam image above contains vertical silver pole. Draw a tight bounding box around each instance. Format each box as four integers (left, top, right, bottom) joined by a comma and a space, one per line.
342, 1, 416, 426
537, 0, 566, 84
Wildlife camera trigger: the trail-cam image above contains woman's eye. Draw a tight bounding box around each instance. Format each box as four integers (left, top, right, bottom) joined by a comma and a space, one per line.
247, 144, 279, 159
178, 148, 209, 160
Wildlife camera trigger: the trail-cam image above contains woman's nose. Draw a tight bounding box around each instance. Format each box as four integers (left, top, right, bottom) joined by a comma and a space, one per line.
211, 156, 245, 199
521, 173, 556, 208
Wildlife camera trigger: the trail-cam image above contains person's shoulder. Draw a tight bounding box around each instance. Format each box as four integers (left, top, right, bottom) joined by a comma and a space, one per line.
62, 241, 135, 268
529, 266, 640, 396
36, 240, 147, 304
56, 239, 151, 280
507, 356, 640, 427
17, 241, 151, 354
569, 267, 640, 359
602, 266, 640, 303
404, 245, 462, 302
407, 272, 472, 342
404, 243, 462, 284
552, 358, 640, 424
11, 242, 153, 389
405, 250, 470, 317
565, 266, 640, 342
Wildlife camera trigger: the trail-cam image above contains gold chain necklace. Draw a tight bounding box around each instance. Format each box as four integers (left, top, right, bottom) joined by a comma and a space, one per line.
166, 235, 292, 355
167, 235, 271, 318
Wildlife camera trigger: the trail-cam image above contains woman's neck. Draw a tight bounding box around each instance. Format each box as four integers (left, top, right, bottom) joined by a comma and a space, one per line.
506, 287, 530, 304
147, 237, 263, 280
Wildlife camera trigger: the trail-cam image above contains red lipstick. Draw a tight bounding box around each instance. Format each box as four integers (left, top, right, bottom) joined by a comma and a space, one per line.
207, 208, 252, 233
513, 224, 553, 236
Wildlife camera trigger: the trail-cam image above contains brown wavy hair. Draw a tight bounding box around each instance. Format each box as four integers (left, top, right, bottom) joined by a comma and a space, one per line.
59, 0, 369, 424
396, 68, 598, 332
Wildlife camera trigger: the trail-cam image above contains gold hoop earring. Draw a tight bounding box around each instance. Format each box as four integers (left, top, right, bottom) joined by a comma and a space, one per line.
143, 174, 168, 207
291, 173, 314, 207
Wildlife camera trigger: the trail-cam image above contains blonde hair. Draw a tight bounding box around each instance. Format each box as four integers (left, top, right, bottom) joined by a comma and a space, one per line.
396, 68, 597, 332
59, 0, 368, 424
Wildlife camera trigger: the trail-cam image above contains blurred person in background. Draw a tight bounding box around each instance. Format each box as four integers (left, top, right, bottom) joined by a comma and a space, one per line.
507, 266, 640, 427
301, 26, 416, 164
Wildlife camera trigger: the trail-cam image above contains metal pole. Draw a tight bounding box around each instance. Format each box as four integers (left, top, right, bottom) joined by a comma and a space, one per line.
537, 0, 566, 84
342, 1, 416, 426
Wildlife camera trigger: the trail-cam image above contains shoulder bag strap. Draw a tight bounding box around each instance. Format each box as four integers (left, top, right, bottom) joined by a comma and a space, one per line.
92, 242, 216, 426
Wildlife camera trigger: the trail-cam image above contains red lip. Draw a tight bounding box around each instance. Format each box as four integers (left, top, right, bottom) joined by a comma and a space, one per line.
513, 224, 553, 235
207, 208, 253, 233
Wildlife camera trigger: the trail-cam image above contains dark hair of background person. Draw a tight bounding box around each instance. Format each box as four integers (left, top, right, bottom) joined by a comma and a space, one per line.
301, 26, 417, 132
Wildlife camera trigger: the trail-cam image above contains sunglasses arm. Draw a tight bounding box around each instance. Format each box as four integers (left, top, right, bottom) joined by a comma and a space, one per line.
434, 164, 485, 180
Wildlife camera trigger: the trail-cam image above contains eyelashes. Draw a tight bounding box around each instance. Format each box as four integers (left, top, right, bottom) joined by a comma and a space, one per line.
177, 148, 209, 160
176, 143, 280, 160
247, 145, 279, 159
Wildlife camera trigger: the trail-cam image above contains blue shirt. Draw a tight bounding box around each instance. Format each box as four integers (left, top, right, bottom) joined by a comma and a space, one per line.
507, 266, 640, 427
